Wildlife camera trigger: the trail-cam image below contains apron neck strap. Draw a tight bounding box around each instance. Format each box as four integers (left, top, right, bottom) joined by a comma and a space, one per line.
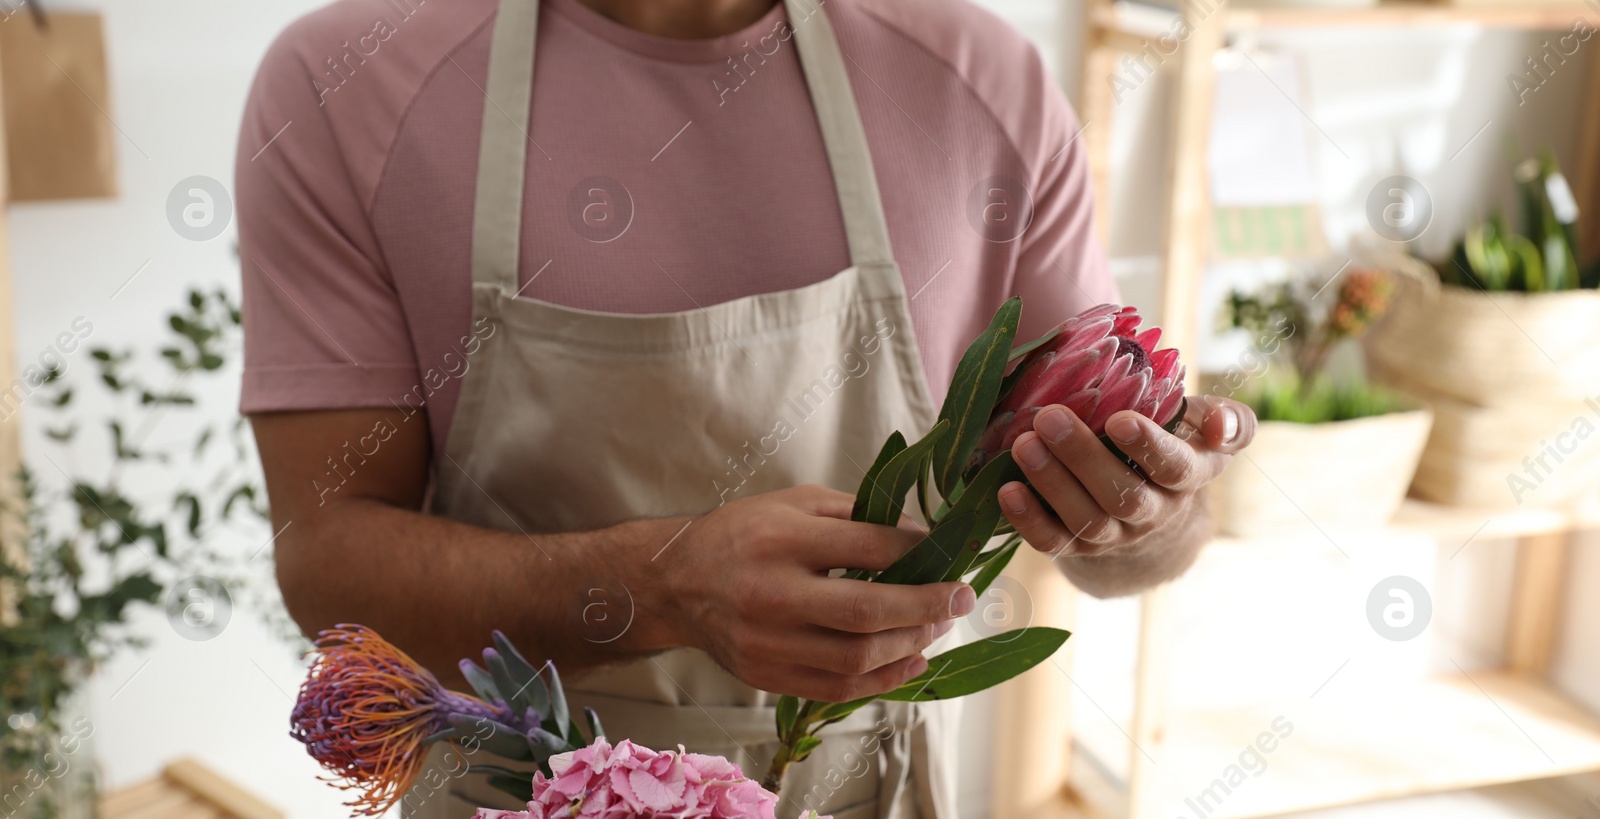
470, 0, 895, 292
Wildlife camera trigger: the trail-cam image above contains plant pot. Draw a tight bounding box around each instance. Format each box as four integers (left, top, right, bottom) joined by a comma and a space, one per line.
1212, 408, 1433, 538
1364, 256, 1600, 507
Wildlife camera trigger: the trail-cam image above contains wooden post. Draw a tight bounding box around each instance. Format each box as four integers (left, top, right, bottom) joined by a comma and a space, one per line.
1577, 45, 1600, 266
1155, 0, 1224, 368
1078, 0, 1119, 249
1127, 2, 1224, 816
1125, 584, 1174, 819
0, 33, 20, 628
991, 547, 1078, 819
1505, 531, 1569, 677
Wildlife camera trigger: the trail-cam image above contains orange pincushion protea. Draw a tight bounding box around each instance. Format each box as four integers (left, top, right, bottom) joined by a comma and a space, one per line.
290, 625, 497, 815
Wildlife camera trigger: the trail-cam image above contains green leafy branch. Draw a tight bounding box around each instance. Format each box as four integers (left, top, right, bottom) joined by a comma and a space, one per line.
0, 288, 283, 794
762, 298, 1071, 792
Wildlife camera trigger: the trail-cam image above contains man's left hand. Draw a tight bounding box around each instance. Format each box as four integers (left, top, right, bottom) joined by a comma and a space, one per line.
997, 395, 1257, 559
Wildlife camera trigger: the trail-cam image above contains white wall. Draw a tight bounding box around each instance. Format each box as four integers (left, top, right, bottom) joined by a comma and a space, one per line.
10, 0, 350, 815
7, 1, 1599, 818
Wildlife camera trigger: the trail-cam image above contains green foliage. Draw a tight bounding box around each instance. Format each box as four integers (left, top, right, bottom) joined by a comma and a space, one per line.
0, 289, 281, 805
1439, 149, 1599, 292
1221, 266, 1401, 423
1244, 376, 1405, 425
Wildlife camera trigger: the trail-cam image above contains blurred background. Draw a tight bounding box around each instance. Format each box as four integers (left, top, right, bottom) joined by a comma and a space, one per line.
1, 0, 1598, 817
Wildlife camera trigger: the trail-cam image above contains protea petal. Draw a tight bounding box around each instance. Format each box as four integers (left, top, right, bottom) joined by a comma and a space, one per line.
1058, 315, 1115, 349
1077, 303, 1121, 322
1088, 370, 1149, 434
1096, 346, 1136, 391
1154, 377, 1186, 427
1149, 347, 1181, 381
1133, 327, 1161, 352
1061, 388, 1101, 423
1112, 308, 1142, 337
998, 407, 1041, 451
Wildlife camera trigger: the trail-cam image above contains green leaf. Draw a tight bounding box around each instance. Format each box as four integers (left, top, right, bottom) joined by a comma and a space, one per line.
448, 716, 535, 761
931, 298, 1022, 497
776, 694, 800, 740
792, 735, 823, 762
484, 650, 526, 712
113, 573, 162, 605
546, 663, 570, 741
938, 452, 1022, 582
491, 630, 550, 717
585, 707, 605, 742
881, 627, 1071, 702
969, 535, 1022, 598
855, 421, 948, 528
485, 774, 535, 803
1007, 323, 1064, 362
851, 432, 906, 522
810, 696, 875, 724
874, 511, 979, 586
460, 661, 501, 703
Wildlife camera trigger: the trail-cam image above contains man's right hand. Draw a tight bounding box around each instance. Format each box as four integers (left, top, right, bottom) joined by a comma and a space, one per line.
649, 485, 975, 703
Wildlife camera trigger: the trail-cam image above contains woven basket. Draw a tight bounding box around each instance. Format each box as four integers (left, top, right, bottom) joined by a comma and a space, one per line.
1363, 252, 1600, 506
1212, 408, 1433, 538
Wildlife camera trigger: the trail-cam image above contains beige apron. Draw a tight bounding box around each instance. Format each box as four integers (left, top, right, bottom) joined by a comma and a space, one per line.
409, 0, 955, 816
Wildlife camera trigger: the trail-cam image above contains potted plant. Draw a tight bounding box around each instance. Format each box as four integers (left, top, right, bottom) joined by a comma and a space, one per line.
0, 290, 281, 818
1210, 266, 1433, 537
1365, 150, 1600, 508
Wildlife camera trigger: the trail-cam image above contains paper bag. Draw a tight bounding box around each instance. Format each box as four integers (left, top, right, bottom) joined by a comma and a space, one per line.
1, 9, 118, 201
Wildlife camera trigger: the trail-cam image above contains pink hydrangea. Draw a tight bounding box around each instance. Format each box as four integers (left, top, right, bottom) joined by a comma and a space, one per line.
473, 738, 829, 819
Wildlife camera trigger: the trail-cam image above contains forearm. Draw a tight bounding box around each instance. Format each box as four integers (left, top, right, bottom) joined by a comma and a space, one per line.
275, 498, 687, 685
1057, 489, 1211, 598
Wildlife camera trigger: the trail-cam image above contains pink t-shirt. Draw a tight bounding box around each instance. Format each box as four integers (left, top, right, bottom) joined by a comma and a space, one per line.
236, 0, 1115, 461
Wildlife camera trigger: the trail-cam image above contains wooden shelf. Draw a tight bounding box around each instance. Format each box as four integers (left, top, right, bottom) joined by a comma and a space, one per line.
1112, 0, 1600, 32
986, 3, 1600, 818
1207, 497, 1600, 552
1226, 2, 1600, 31
1069, 672, 1600, 819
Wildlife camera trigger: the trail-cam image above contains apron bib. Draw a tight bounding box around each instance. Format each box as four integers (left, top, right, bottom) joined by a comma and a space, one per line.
411, 1, 954, 816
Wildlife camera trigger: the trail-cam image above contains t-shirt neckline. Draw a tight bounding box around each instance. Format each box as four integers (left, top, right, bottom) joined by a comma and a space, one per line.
544, 0, 793, 64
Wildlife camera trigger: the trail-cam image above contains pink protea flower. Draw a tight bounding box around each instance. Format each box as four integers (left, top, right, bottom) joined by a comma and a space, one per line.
973, 303, 1186, 466
480, 738, 830, 819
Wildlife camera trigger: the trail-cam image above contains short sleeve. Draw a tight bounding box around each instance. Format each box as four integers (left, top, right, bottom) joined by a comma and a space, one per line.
1010, 69, 1118, 340
236, 22, 421, 415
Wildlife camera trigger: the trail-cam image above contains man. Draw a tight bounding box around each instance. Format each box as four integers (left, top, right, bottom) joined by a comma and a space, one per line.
239, 0, 1255, 815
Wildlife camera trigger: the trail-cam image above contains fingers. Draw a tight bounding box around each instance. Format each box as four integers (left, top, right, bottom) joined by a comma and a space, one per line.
998, 480, 1089, 556
753, 654, 930, 703
783, 621, 952, 676
793, 515, 924, 571
1102, 410, 1207, 492
1196, 395, 1256, 454
803, 577, 974, 633
788, 484, 858, 520
1012, 406, 1149, 540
